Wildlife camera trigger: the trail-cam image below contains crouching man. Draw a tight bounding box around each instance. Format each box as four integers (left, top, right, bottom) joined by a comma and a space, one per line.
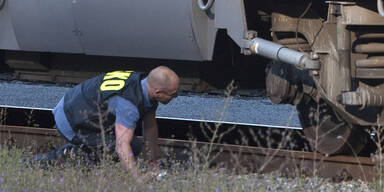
35, 66, 179, 181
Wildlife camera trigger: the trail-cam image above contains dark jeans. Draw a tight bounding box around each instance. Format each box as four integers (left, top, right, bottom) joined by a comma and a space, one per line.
32, 130, 142, 166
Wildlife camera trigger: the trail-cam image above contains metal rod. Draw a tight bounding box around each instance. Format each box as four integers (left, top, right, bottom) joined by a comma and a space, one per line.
248, 37, 319, 69
357, 33, 384, 39
354, 43, 384, 53
378, 0, 384, 17
356, 58, 384, 68
277, 38, 307, 45
338, 87, 384, 107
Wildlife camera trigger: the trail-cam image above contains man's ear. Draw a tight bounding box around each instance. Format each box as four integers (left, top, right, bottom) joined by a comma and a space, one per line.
154, 89, 161, 95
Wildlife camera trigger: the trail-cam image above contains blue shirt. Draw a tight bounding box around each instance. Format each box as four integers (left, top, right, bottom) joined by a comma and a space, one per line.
53, 78, 157, 141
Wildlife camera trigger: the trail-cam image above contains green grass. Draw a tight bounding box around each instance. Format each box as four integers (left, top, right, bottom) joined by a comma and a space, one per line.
0, 146, 374, 192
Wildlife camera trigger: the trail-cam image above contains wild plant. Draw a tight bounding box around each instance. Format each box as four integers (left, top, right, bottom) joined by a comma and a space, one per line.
24, 109, 35, 127
0, 107, 6, 125
369, 117, 384, 190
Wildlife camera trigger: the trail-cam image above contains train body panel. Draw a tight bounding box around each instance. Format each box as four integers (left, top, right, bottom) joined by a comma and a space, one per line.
72, 0, 202, 60
0, 0, 19, 50
8, 0, 83, 53
215, 0, 248, 48
0, 0, 218, 61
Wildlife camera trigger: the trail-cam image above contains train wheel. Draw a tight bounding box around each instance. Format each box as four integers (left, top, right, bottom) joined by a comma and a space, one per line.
296, 95, 368, 155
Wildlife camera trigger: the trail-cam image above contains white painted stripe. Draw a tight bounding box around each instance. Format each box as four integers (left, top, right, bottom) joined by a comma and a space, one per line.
156, 116, 302, 130
0, 105, 52, 111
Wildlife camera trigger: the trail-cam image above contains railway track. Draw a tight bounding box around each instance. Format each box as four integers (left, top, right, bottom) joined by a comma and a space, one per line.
0, 125, 377, 182
0, 106, 379, 182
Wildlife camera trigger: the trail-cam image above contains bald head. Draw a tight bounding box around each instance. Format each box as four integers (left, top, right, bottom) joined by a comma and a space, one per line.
147, 66, 179, 92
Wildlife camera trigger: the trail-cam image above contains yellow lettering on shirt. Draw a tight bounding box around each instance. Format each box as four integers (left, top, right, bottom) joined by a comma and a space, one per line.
100, 71, 133, 91
103, 71, 133, 80
100, 80, 125, 91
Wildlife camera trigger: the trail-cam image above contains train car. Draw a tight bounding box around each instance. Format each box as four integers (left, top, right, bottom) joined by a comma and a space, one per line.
1, 0, 384, 155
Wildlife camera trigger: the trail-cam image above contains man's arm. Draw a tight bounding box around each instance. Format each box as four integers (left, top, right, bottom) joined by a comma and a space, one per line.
115, 122, 136, 170
142, 110, 159, 163
115, 122, 159, 183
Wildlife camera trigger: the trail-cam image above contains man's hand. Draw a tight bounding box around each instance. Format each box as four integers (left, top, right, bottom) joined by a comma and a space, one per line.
128, 165, 162, 183
135, 169, 162, 183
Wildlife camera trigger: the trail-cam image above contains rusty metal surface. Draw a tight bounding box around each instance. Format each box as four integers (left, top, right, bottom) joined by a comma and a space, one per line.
270, 2, 384, 128
358, 33, 384, 39
356, 58, 384, 68
0, 125, 378, 182
160, 138, 376, 182
339, 87, 384, 107
337, 14, 351, 92
356, 68, 384, 79
0, 125, 65, 152
354, 43, 384, 53
265, 61, 302, 105
341, 4, 384, 25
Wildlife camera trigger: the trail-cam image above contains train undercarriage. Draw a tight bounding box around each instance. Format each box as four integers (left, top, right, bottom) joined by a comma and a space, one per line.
1, 0, 384, 155
257, 1, 384, 155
